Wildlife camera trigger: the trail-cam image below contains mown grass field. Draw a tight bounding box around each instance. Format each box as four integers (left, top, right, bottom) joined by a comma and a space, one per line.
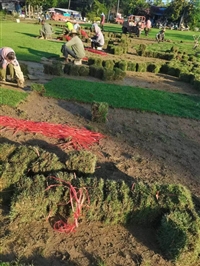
44, 78, 200, 120
0, 20, 197, 63
0, 19, 199, 120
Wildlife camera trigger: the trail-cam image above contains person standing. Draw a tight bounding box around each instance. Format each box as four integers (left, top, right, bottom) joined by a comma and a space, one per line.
0, 47, 24, 88
61, 29, 85, 63
39, 20, 53, 39
73, 22, 81, 32
65, 20, 74, 32
144, 18, 152, 36
100, 12, 105, 31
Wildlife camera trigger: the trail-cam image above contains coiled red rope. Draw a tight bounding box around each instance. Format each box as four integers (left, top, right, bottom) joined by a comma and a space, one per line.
0, 115, 105, 150
45, 176, 90, 233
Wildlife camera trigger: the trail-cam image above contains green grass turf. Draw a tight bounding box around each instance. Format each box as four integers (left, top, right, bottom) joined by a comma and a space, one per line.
0, 21, 197, 63
0, 87, 28, 107
44, 78, 200, 120
0, 21, 63, 62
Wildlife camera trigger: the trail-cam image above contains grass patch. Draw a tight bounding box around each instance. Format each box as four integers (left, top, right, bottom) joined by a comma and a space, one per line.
44, 78, 200, 120
1, 21, 63, 62
1, 143, 200, 265
0, 21, 197, 64
0, 88, 28, 107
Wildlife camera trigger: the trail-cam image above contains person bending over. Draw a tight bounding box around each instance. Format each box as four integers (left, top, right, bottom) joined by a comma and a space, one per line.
91, 25, 104, 50
156, 29, 165, 43
0, 47, 24, 88
61, 29, 85, 63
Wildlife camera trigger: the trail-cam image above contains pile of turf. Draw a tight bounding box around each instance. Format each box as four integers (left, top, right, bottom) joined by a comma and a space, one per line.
0, 143, 200, 265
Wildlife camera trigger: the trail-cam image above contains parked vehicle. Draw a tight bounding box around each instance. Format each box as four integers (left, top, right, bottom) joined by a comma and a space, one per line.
122, 15, 146, 37
49, 8, 82, 22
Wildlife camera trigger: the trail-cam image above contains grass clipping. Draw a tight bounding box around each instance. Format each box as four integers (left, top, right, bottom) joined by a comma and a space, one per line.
1, 143, 200, 265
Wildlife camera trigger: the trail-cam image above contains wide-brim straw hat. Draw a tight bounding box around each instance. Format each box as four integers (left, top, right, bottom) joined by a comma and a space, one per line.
69, 29, 78, 35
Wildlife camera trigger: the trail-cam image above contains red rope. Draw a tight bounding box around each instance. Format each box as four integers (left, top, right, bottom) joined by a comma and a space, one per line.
85, 47, 107, 55
0, 115, 105, 150
46, 176, 90, 233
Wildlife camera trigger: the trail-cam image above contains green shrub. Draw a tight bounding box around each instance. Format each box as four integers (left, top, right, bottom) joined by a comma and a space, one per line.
88, 57, 96, 66
43, 61, 63, 76
91, 101, 109, 123
179, 73, 195, 83
112, 46, 124, 55
78, 65, 90, 76
1, 143, 200, 265
136, 62, 147, 72
193, 79, 200, 90
69, 64, 81, 76
102, 68, 115, 80
170, 46, 179, 53
107, 44, 114, 53
136, 44, 147, 56
160, 63, 169, 74
89, 66, 104, 79
113, 68, 126, 80
167, 67, 181, 77
102, 60, 114, 70
94, 57, 103, 67
20, 63, 29, 76
116, 60, 127, 71
127, 61, 136, 71
63, 63, 71, 74
30, 83, 45, 95
147, 63, 161, 73
65, 150, 97, 174
157, 210, 200, 264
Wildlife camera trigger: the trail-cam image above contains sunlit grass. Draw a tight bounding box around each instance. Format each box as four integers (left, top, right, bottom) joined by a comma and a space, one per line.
0, 21, 63, 62
0, 87, 28, 107
44, 77, 200, 120
0, 21, 197, 63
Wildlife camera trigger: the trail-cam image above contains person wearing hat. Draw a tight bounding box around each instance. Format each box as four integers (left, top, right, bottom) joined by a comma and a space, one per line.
0, 47, 24, 88
61, 29, 85, 63
156, 28, 165, 43
100, 12, 105, 31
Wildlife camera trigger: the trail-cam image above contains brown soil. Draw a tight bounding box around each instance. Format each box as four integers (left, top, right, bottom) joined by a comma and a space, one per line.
0, 49, 200, 266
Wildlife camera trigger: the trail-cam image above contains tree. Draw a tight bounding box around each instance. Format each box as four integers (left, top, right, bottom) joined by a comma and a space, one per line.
164, 0, 188, 21
122, 0, 149, 16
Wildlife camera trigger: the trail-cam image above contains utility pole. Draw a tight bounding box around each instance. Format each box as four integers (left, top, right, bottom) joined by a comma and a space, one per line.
68, 0, 71, 9
116, 0, 120, 14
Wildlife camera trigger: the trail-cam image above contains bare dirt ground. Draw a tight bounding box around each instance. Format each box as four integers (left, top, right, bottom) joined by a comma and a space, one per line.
0, 49, 200, 266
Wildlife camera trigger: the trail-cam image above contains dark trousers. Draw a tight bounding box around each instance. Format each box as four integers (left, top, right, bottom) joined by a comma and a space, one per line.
61, 44, 78, 59
91, 36, 102, 49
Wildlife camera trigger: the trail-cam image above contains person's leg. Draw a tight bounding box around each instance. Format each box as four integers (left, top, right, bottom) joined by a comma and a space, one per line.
39, 29, 45, 38
0, 67, 6, 81
61, 44, 77, 61
96, 42, 102, 50
7, 64, 15, 80
91, 40, 95, 49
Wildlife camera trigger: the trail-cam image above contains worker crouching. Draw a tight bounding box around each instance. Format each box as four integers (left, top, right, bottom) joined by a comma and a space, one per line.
61, 29, 85, 65
0, 47, 25, 88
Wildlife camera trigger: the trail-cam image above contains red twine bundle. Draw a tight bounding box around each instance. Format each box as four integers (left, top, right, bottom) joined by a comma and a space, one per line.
85, 47, 107, 56
0, 115, 105, 150
46, 176, 90, 233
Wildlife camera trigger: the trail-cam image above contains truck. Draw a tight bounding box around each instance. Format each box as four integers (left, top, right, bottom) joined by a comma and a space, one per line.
122, 15, 146, 37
